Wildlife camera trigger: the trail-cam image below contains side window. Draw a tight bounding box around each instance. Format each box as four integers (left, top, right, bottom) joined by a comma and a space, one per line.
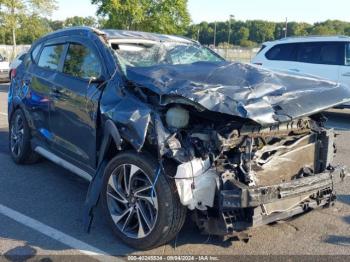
297, 42, 344, 65
345, 43, 350, 66
31, 44, 42, 63
265, 43, 297, 61
63, 44, 102, 80
38, 44, 65, 70
19, 54, 26, 61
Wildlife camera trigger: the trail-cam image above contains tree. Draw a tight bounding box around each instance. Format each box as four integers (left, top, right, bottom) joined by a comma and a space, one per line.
17, 15, 51, 44
92, 0, 190, 34
0, 0, 57, 57
64, 16, 98, 27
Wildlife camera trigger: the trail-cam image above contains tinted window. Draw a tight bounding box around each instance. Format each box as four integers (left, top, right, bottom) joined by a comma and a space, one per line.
63, 44, 102, 79
38, 45, 64, 70
345, 43, 350, 66
265, 43, 297, 61
19, 54, 26, 61
296, 42, 344, 65
32, 45, 41, 62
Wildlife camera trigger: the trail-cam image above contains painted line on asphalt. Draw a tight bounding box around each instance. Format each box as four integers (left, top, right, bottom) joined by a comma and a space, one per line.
0, 203, 116, 261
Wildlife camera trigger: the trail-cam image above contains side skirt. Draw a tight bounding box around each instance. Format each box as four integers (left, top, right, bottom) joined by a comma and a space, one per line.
34, 146, 92, 182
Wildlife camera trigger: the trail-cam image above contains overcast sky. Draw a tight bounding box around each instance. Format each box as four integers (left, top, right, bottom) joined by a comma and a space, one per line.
53, 0, 350, 24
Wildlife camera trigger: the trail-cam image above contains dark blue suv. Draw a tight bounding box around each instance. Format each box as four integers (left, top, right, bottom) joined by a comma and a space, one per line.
8, 27, 349, 250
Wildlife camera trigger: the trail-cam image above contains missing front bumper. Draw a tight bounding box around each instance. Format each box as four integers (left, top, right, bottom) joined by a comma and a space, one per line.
197, 167, 346, 236
220, 167, 345, 209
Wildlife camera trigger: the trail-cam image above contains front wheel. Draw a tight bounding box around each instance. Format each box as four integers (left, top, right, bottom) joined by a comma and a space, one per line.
101, 151, 186, 250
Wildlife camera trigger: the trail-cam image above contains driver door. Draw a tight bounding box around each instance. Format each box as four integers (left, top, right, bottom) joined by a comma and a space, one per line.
49, 39, 104, 170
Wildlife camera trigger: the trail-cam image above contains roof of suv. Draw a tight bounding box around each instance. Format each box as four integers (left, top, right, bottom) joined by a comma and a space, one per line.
39, 26, 195, 44
263, 35, 350, 46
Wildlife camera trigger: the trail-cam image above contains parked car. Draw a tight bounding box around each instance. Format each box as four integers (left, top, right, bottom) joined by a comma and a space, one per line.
8, 27, 349, 250
9, 51, 27, 80
0, 54, 10, 82
252, 36, 350, 107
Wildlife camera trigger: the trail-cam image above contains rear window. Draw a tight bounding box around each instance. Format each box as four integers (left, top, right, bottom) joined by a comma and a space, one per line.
19, 54, 26, 61
346, 43, 350, 66
265, 43, 297, 61
266, 41, 345, 65
296, 42, 344, 65
38, 44, 65, 70
30, 44, 42, 64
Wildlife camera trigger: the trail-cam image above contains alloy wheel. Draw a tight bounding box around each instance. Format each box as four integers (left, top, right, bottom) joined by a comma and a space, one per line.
10, 114, 24, 157
106, 164, 158, 239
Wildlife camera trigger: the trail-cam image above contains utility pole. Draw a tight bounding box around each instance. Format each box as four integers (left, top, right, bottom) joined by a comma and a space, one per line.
284, 17, 288, 38
213, 21, 217, 47
227, 14, 234, 46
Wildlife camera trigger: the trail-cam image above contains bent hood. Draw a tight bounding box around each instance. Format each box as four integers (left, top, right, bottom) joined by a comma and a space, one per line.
126, 62, 350, 125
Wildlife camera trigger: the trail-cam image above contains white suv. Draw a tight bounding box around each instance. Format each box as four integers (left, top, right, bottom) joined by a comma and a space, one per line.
252, 36, 350, 107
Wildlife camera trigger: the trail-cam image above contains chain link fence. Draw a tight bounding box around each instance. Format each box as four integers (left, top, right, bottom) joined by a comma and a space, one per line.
213, 47, 260, 63
0, 45, 259, 64
0, 45, 31, 61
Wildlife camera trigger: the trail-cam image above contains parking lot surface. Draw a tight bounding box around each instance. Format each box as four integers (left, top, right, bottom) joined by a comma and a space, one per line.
0, 83, 349, 259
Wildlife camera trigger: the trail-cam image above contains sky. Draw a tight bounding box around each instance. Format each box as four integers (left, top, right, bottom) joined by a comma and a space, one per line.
52, 0, 350, 24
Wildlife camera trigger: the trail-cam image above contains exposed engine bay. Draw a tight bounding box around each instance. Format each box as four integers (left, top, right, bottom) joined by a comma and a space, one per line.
155, 105, 343, 235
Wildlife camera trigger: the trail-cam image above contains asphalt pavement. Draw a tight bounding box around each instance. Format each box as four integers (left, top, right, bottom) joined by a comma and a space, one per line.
0, 83, 349, 260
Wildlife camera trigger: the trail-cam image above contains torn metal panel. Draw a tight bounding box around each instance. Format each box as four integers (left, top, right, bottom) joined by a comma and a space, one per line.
126, 62, 350, 125
100, 78, 153, 151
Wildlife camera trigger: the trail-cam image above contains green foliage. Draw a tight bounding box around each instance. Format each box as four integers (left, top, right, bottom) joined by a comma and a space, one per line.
17, 15, 52, 44
91, 0, 190, 34
0, 0, 57, 57
64, 16, 98, 27
186, 19, 350, 47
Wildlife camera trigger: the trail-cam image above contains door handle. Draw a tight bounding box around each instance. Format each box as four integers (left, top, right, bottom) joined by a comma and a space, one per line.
342, 72, 350, 77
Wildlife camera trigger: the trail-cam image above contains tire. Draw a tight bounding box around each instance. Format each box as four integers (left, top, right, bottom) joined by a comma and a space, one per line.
101, 151, 187, 250
9, 109, 40, 164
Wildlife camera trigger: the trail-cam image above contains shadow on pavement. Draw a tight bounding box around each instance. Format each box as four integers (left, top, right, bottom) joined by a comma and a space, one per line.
337, 195, 350, 206
323, 235, 350, 247
0, 129, 8, 154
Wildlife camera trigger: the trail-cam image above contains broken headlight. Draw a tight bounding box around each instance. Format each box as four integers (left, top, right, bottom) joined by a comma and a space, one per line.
166, 106, 189, 129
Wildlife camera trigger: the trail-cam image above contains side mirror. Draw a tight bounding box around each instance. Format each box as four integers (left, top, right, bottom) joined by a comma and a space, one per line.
88, 75, 106, 85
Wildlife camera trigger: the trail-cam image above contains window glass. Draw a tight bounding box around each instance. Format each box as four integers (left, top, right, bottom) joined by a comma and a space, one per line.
31, 44, 42, 63
63, 44, 102, 79
19, 54, 26, 61
296, 42, 343, 65
38, 45, 64, 70
346, 43, 350, 66
265, 43, 297, 61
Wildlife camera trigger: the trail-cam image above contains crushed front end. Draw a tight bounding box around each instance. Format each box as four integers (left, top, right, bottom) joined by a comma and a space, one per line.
163, 113, 346, 236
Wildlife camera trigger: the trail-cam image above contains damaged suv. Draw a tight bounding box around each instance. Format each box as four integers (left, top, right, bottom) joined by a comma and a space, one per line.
8, 27, 349, 250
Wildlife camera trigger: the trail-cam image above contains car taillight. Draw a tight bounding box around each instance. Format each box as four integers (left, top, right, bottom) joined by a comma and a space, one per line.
11, 69, 16, 79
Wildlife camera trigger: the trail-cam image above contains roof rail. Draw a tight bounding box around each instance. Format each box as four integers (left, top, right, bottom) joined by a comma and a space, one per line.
280, 35, 350, 40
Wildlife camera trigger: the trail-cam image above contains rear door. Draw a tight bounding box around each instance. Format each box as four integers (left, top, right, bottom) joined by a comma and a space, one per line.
48, 38, 104, 170
293, 41, 343, 82
24, 41, 66, 146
